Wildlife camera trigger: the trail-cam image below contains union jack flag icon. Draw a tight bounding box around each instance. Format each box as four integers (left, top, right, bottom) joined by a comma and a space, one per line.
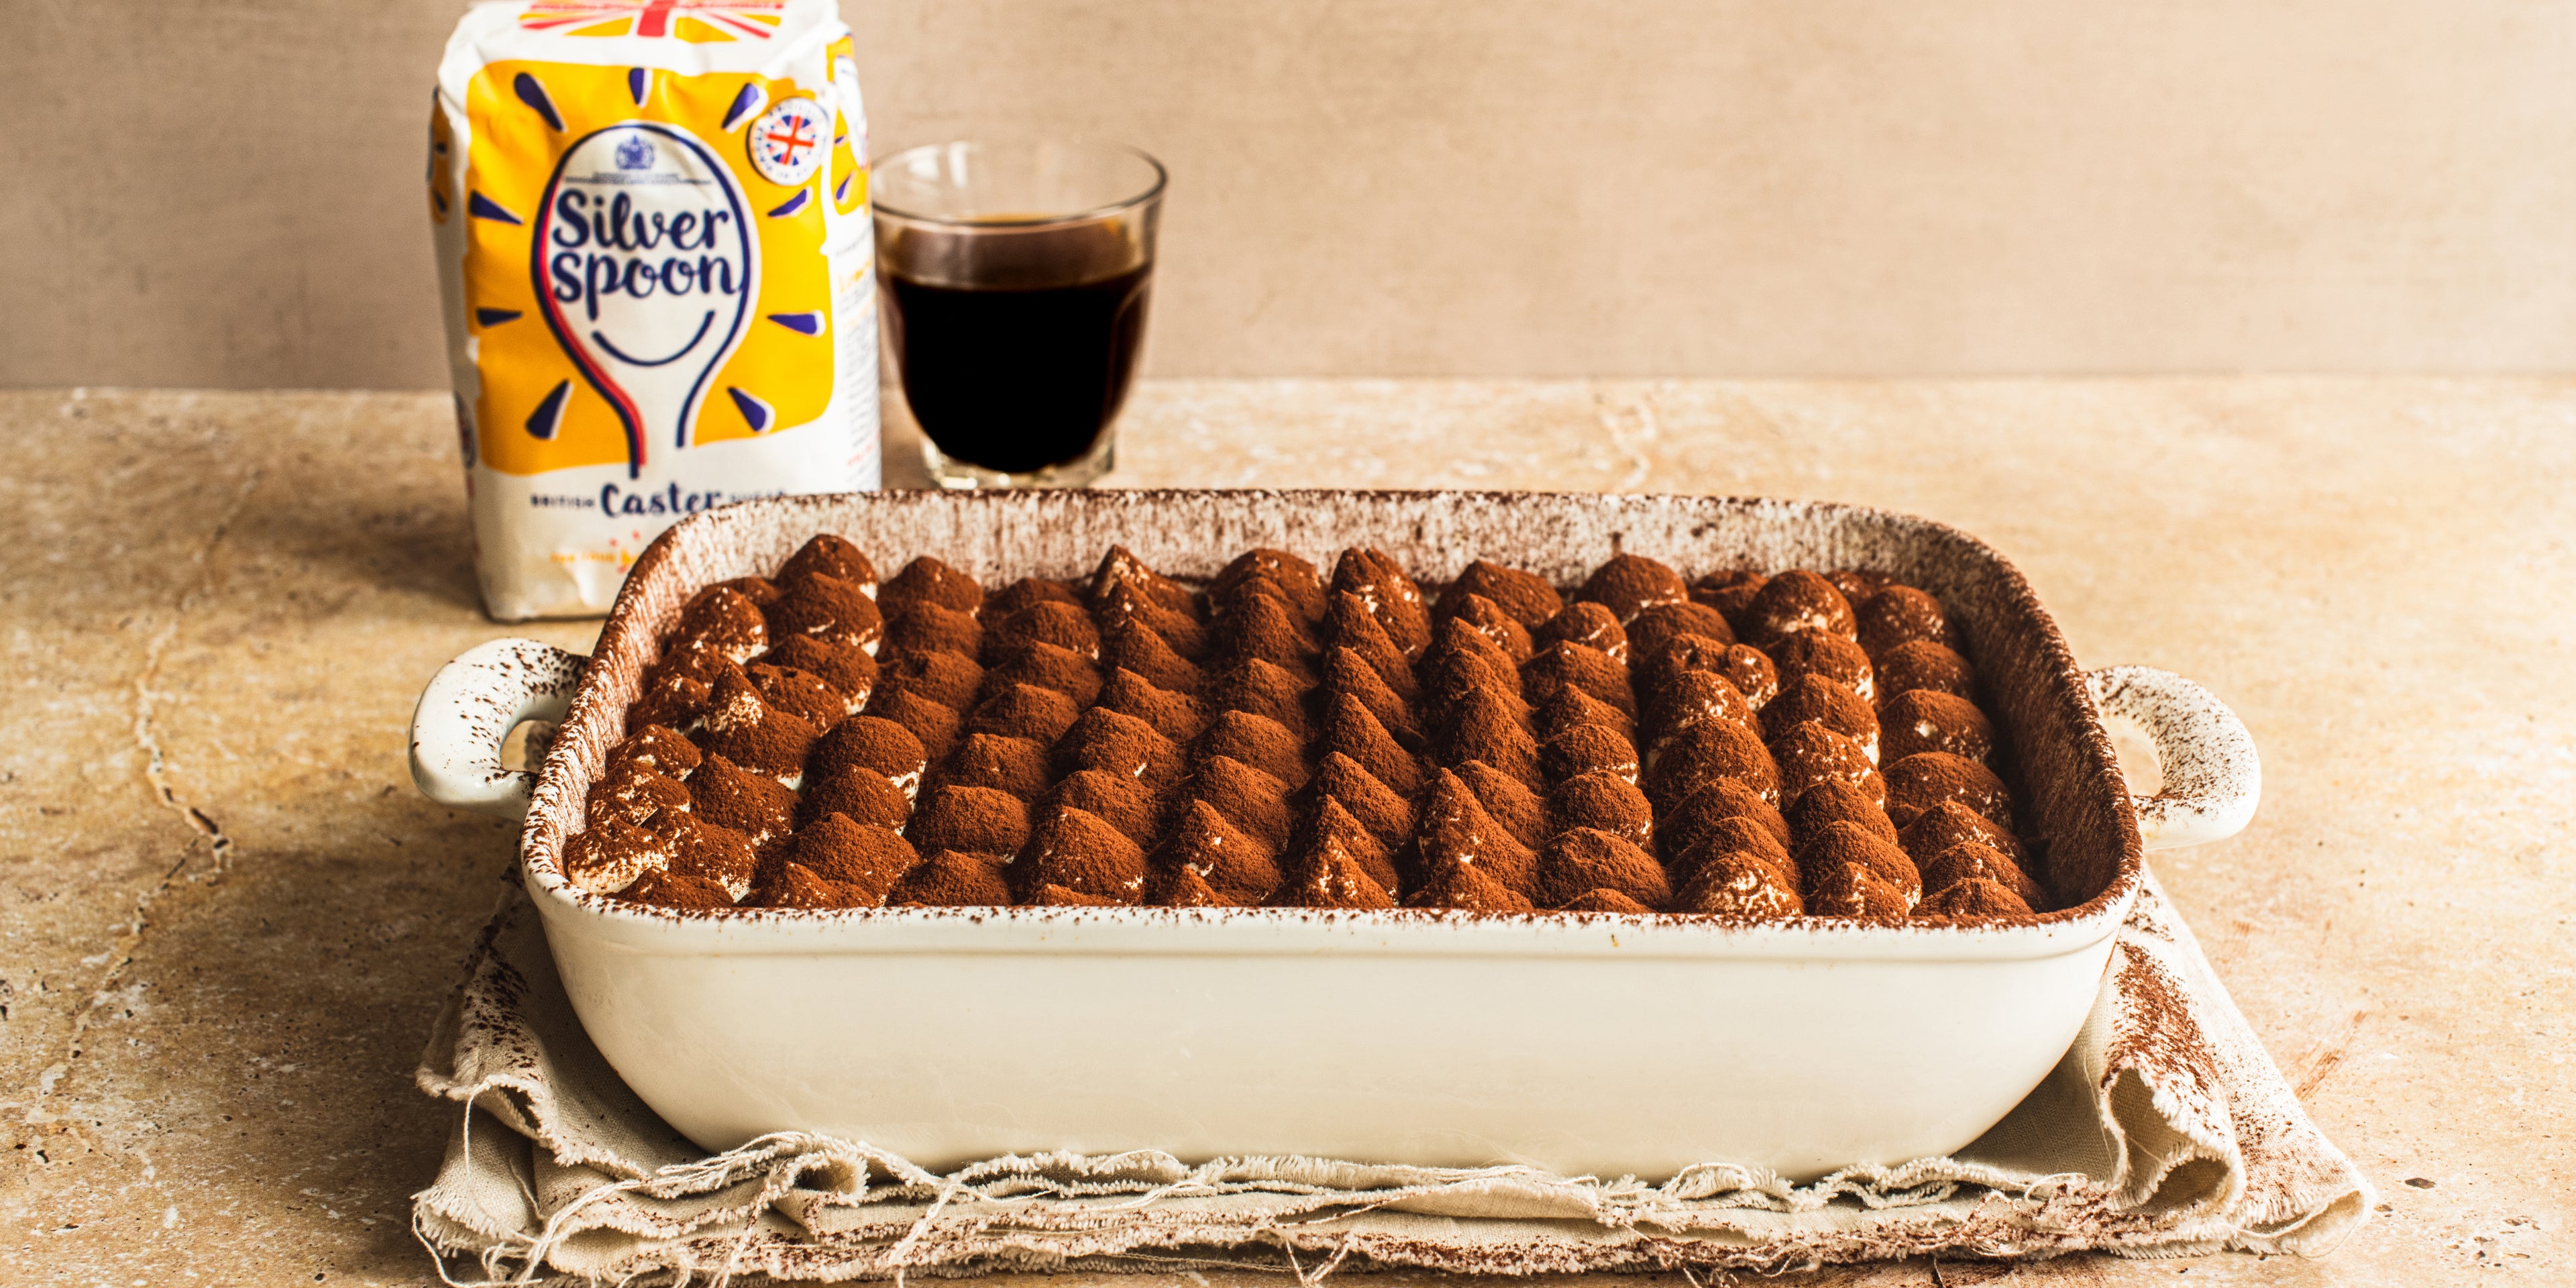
519, 0, 785, 41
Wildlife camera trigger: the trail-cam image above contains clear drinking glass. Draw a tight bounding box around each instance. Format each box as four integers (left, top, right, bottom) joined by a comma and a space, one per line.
872, 140, 1165, 489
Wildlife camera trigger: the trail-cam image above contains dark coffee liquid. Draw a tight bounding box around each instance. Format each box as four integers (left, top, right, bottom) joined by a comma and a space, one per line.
883, 263, 1151, 475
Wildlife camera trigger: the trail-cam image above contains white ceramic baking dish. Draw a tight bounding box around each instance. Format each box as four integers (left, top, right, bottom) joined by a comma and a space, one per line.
410, 490, 2259, 1181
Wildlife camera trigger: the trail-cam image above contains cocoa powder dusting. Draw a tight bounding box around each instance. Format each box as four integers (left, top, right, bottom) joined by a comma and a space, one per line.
766, 572, 884, 653
1433, 690, 1542, 788
1308, 751, 1418, 848
867, 688, 962, 763
1090, 545, 1198, 619
1436, 560, 1562, 628
759, 636, 877, 711
1210, 548, 1327, 624
877, 649, 985, 711
787, 814, 920, 905
696, 667, 820, 782
979, 640, 1104, 707
1320, 646, 1422, 745
1766, 721, 1885, 811
1054, 706, 1187, 791
810, 714, 927, 792
1203, 657, 1313, 741
1659, 777, 1790, 856
1796, 820, 1923, 906
1786, 780, 1901, 850
1193, 710, 1309, 790
1299, 797, 1403, 894
628, 669, 712, 732
1040, 769, 1165, 848
983, 576, 1083, 620
883, 602, 982, 659
1026, 883, 1124, 907
611, 553, 2038, 926
1403, 858, 1534, 913
1329, 547, 1433, 659
1533, 601, 1629, 663
606, 724, 700, 782
1577, 553, 1689, 623
1326, 592, 1423, 698
879, 556, 983, 617
562, 817, 672, 895
1522, 641, 1635, 716
757, 862, 867, 910
657, 812, 759, 899
1210, 590, 1321, 676
1915, 875, 2033, 920
777, 534, 878, 592
1455, 759, 1550, 847
1673, 851, 1803, 918
1768, 631, 1875, 702
1625, 601, 1737, 659
671, 585, 769, 663
1534, 828, 1669, 910
934, 733, 1053, 801
1876, 639, 1978, 706
620, 867, 736, 910
1884, 751, 2013, 829
1645, 720, 1778, 809
887, 849, 1012, 906
1548, 771, 1654, 847
1761, 674, 1881, 765
1537, 686, 1637, 743
906, 786, 1032, 857
686, 753, 797, 843
1670, 817, 1797, 890
1094, 669, 1209, 743
983, 600, 1100, 665
1143, 861, 1232, 908
1100, 619, 1205, 695
967, 682, 1084, 745
1316, 693, 1421, 796
1690, 570, 1766, 637
1415, 768, 1539, 896
588, 762, 689, 830
1880, 690, 1995, 764
1899, 800, 2025, 865
1557, 888, 1654, 915
1016, 807, 1148, 904
1271, 823, 1397, 910
1175, 756, 1294, 851
1857, 585, 1954, 658
1921, 840, 2048, 912
1805, 862, 1909, 922
798, 765, 912, 831
745, 663, 847, 729
1445, 593, 1536, 663
1645, 671, 1753, 741
1540, 724, 1640, 784
1746, 570, 1858, 645
1152, 798, 1281, 904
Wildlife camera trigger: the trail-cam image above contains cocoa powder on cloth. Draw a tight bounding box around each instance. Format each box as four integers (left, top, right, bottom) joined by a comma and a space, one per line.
413, 869, 2370, 1283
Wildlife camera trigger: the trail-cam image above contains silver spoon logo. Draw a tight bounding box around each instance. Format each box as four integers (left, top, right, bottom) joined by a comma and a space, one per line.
531, 121, 757, 477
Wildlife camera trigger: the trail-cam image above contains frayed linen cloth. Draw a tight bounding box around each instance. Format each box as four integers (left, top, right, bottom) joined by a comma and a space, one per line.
412, 870, 2370, 1283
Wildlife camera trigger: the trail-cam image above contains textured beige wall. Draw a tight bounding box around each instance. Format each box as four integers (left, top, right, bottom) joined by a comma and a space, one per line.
5, 1, 2575, 386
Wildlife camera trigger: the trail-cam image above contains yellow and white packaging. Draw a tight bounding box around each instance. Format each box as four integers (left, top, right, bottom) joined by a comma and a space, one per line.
429, 0, 878, 619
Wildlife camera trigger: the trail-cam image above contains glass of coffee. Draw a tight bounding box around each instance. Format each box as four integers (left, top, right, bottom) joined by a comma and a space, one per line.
872, 140, 1165, 489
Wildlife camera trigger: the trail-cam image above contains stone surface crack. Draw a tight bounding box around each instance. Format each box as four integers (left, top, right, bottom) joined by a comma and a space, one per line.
25, 467, 262, 1141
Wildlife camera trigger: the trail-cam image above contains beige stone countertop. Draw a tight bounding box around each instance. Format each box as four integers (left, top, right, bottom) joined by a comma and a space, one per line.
1, 379, 2568, 1284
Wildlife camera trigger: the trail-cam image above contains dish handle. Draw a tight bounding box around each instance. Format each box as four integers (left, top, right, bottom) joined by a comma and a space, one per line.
409, 639, 590, 821
2083, 665, 2261, 851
